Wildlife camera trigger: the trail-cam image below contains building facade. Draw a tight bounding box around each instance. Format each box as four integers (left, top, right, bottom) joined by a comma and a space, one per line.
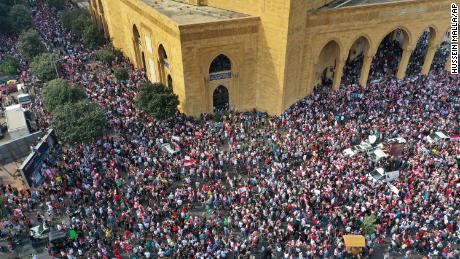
89, 0, 452, 117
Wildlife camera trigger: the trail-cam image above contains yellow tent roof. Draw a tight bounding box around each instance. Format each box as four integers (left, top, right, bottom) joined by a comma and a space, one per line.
343, 235, 366, 247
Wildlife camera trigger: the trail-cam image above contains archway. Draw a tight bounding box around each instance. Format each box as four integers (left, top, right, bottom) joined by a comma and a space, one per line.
158, 44, 169, 84
315, 40, 340, 91
213, 85, 229, 112
406, 27, 436, 76
209, 54, 231, 73
341, 36, 370, 86
369, 28, 410, 80
209, 54, 232, 81
132, 25, 142, 68
431, 30, 450, 73
167, 75, 173, 88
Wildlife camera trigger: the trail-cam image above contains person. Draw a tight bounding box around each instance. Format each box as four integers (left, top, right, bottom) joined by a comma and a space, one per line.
0, 0, 458, 258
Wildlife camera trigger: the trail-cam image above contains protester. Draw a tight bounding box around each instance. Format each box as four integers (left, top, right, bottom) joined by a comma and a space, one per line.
0, 1, 458, 258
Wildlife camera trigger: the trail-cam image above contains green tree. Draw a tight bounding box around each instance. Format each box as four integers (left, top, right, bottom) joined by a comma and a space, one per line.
95, 45, 119, 64
48, 0, 64, 10
135, 82, 179, 119
0, 56, 20, 75
52, 100, 106, 144
362, 214, 377, 236
114, 67, 129, 81
18, 29, 46, 59
0, 3, 12, 34
62, 9, 90, 36
82, 24, 105, 49
8, 4, 32, 33
30, 53, 61, 80
43, 78, 87, 112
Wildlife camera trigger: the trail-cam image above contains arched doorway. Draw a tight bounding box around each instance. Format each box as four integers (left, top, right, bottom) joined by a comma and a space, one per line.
158, 44, 169, 84
213, 85, 229, 112
167, 75, 173, 88
406, 27, 436, 76
341, 36, 370, 86
369, 28, 409, 80
132, 25, 142, 68
315, 40, 340, 91
431, 30, 450, 73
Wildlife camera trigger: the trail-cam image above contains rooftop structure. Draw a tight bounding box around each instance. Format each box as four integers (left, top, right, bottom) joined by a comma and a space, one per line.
142, 0, 250, 25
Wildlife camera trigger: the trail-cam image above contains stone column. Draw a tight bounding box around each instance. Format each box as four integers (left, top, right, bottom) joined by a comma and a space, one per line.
396, 46, 413, 80
359, 54, 374, 87
333, 59, 345, 91
421, 45, 438, 75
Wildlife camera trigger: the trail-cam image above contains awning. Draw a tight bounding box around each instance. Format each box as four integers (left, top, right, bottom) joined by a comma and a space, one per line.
343, 235, 366, 247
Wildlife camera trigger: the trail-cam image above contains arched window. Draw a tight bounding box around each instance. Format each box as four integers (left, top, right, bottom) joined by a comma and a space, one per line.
167, 75, 173, 88
158, 44, 169, 68
209, 54, 231, 73
133, 25, 141, 46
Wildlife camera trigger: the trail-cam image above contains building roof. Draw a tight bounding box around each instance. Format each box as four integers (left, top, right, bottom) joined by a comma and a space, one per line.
142, 0, 250, 25
319, 0, 407, 9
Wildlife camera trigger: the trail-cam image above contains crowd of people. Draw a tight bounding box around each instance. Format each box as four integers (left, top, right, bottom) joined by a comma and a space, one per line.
0, 1, 459, 258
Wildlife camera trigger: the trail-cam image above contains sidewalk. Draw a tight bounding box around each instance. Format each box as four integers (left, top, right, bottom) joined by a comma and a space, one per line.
0, 160, 27, 190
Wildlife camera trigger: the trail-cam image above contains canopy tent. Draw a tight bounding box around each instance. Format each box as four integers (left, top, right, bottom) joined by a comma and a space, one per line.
343, 235, 366, 255
343, 235, 366, 247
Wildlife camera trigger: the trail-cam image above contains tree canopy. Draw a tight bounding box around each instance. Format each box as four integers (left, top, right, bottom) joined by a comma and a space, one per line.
52, 100, 106, 144
362, 214, 377, 236
48, 0, 64, 10
18, 29, 47, 60
62, 9, 104, 49
95, 44, 121, 64
114, 67, 129, 81
135, 82, 179, 119
0, 56, 20, 75
30, 53, 61, 81
43, 78, 87, 112
8, 4, 32, 33
82, 24, 105, 49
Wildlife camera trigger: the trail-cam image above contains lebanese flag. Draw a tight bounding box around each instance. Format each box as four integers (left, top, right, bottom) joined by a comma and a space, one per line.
172, 142, 180, 151
183, 156, 197, 167
237, 186, 247, 195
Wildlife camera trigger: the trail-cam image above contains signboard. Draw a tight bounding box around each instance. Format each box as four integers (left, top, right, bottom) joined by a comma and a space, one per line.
210, 71, 232, 81
19, 129, 58, 188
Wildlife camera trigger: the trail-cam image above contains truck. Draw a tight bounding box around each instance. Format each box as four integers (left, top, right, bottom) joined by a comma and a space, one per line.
5, 104, 29, 139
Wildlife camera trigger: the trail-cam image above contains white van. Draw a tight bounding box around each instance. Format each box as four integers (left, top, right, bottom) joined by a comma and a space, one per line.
368, 168, 399, 183
17, 93, 32, 105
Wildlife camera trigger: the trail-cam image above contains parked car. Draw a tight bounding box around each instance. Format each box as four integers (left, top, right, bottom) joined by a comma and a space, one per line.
17, 93, 32, 105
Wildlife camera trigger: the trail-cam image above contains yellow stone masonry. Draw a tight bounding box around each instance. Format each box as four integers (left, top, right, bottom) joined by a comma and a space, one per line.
89, 0, 452, 117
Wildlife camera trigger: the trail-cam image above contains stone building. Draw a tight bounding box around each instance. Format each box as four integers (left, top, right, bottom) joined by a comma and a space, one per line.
89, 0, 452, 116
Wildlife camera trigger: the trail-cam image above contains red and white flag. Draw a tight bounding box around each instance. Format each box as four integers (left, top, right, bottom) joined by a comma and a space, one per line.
183, 156, 197, 167
237, 186, 247, 195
